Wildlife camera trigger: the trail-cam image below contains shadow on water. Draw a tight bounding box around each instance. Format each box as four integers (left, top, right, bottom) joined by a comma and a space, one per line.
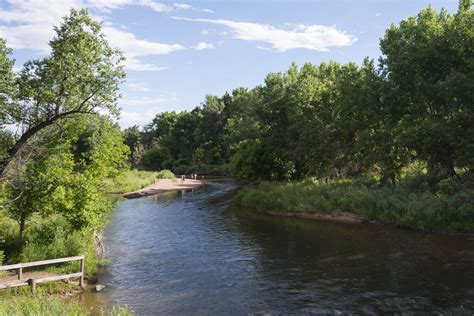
81, 180, 474, 315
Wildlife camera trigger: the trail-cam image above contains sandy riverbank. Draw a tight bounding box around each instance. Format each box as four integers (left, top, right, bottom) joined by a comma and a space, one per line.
267, 210, 380, 225
122, 178, 204, 199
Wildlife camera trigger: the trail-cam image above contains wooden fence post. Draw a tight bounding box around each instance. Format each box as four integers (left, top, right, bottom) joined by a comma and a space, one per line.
18, 267, 22, 280
79, 257, 85, 288
29, 279, 36, 294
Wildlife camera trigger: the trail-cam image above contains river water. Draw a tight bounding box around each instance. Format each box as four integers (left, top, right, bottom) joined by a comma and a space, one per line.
82, 180, 474, 315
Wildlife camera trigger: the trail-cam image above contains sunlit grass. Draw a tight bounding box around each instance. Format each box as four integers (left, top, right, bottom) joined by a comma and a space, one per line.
101, 170, 159, 193
0, 294, 133, 316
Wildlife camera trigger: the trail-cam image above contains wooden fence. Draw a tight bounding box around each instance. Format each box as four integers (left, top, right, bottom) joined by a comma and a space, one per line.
0, 255, 84, 292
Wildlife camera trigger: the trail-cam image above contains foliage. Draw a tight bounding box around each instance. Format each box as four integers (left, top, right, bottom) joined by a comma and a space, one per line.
0, 38, 16, 126
20, 215, 84, 263
139, 146, 172, 171
123, 125, 142, 165
102, 170, 158, 193
379, 1, 474, 177
0, 8, 125, 178
5, 116, 128, 237
156, 169, 176, 180
127, 1, 472, 188
235, 175, 474, 232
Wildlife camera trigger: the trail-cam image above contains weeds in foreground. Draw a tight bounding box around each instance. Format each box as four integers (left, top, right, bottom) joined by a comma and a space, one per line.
0, 294, 133, 316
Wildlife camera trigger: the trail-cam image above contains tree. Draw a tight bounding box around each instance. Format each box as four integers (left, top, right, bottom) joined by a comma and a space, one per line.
123, 125, 142, 165
0, 9, 125, 179
6, 116, 128, 238
0, 39, 16, 126
379, 1, 473, 177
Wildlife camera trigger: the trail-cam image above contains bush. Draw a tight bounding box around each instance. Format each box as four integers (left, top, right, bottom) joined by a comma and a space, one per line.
156, 169, 176, 180
20, 215, 85, 263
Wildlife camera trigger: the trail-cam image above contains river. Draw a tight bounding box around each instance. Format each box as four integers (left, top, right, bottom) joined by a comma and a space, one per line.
82, 180, 474, 314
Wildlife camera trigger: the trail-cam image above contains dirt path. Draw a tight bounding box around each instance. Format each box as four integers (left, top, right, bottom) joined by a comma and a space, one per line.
122, 178, 204, 199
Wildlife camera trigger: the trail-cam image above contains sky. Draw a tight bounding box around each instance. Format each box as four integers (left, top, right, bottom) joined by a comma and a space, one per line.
0, 0, 458, 129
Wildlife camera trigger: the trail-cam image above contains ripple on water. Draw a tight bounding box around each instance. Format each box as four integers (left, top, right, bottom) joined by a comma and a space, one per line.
85, 181, 474, 315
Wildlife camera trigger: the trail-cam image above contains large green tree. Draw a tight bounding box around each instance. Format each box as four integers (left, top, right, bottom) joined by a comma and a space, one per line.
6, 116, 128, 238
379, 1, 473, 177
0, 9, 125, 179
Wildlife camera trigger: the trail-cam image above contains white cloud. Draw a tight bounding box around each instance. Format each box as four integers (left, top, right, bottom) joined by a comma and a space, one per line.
173, 3, 192, 10
173, 17, 356, 52
119, 110, 158, 128
102, 26, 183, 71
375, 13, 382, 17
118, 93, 178, 127
193, 42, 215, 50
127, 83, 152, 92
202, 9, 214, 14
137, 0, 172, 12
120, 95, 177, 107
0, 0, 183, 71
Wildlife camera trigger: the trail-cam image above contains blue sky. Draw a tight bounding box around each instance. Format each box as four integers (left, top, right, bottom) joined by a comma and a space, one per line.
0, 0, 458, 128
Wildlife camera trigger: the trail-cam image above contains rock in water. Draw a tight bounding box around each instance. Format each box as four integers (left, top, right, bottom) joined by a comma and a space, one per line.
95, 284, 106, 292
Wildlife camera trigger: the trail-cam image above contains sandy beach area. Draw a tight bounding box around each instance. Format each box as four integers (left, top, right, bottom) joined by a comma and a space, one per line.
122, 178, 204, 199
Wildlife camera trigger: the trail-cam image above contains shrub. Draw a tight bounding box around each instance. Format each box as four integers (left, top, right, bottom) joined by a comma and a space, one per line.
21, 215, 84, 263
156, 169, 176, 180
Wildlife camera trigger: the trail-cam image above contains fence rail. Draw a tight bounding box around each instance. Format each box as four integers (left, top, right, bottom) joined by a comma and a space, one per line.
0, 255, 84, 292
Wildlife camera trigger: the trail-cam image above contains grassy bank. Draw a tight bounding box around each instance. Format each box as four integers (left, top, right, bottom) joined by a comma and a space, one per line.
0, 170, 167, 314
101, 170, 159, 193
0, 282, 133, 315
0, 295, 132, 316
234, 176, 474, 233
101, 169, 176, 193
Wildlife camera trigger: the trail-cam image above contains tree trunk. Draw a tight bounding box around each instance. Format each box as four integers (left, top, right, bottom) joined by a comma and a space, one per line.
19, 213, 26, 239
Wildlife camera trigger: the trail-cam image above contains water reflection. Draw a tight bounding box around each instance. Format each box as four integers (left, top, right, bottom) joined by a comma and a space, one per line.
83, 181, 474, 314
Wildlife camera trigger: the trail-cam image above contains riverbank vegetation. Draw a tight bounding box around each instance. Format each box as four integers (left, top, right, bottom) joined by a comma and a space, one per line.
126, 1, 473, 232
0, 294, 132, 316
0, 9, 134, 314
235, 172, 474, 232
102, 170, 159, 193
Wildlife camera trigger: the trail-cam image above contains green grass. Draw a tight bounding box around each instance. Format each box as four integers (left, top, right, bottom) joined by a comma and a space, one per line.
0, 295, 133, 316
101, 170, 158, 193
0, 284, 133, 315
0, 295, 85, 316
234, 176, 474, 233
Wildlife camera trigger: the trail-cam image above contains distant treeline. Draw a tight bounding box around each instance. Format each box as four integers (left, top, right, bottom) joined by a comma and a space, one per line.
128, 1, 473, 183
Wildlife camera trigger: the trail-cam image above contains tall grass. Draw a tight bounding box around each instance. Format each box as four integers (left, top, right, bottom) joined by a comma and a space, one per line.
0, 296, 85, 316
235, 177, 474, 232
101, 170, 158, 193
0, 295, 133, 316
